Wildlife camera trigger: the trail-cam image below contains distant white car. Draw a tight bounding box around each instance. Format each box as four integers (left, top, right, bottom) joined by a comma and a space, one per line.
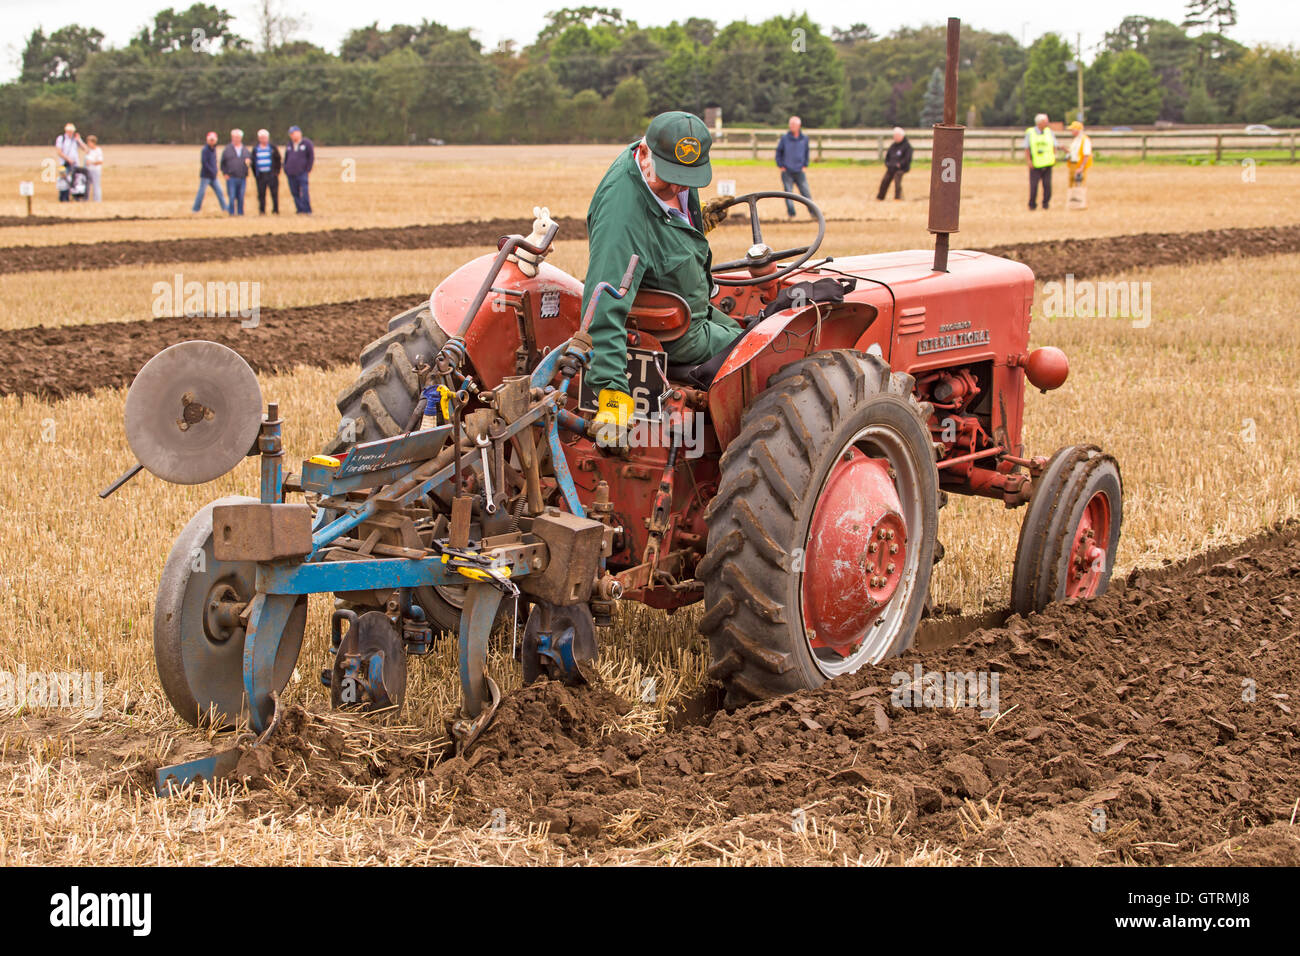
1244, 124, 1275, 134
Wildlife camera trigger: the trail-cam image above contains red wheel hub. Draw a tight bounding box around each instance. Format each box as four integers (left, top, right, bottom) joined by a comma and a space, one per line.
802, 449, 907, 657
1066, 491, 1111, 598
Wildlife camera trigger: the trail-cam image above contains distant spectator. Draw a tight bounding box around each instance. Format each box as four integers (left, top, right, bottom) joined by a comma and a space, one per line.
1024, 113, 1060, 211
84, 135, 104, 201
284, 125, 314, 214
193, 131, 227, 213
1067, 121, 1093, 186
54, 123, 85, 202
252, 129, 282, 215
774, 115, 811, 218
877, 127, 912, 201
221, 128, 251, 216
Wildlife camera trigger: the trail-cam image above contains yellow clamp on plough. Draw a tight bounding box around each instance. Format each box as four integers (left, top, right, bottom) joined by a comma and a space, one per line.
439, 550, 518, 595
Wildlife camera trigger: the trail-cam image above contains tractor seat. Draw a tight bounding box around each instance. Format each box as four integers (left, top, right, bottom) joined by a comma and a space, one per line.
667, 328, 748, 389
627, 288, 691, 342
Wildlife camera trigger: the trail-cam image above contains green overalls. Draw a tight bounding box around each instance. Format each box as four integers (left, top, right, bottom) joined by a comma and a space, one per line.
582, 144, 742, 395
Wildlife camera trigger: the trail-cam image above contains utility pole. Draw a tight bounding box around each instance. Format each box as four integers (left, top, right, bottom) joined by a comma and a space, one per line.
1076, 32, 1085, 123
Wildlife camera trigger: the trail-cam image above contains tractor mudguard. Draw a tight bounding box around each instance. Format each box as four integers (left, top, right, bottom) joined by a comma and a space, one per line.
706, 301, 877, 449
429, 253, 585, 389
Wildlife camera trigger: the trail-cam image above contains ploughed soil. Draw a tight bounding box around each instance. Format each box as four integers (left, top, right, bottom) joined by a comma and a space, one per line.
3, 214, 1299, 277
126, 521, 1300, 864
980, 225, 1300, 279
5, 224, 1300, 401
0, 295, 410, 399
0, 215, 153, 229
0, 217, 586, 274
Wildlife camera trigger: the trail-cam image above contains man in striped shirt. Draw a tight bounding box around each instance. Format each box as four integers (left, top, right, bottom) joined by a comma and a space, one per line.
252, 129, 282, 215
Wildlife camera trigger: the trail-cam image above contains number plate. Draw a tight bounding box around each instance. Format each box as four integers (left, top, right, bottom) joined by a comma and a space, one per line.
578, 347, 668, 421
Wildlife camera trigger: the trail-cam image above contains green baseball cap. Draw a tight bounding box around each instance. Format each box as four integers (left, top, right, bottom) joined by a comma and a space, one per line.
644, 111, 713, 188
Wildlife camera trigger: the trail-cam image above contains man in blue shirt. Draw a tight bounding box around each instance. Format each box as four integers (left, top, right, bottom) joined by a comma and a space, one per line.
251, 129, 282, 215
774, 115, 813, 218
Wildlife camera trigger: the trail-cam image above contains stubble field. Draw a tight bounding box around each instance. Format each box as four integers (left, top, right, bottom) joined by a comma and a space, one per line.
0, 145, 1297, 865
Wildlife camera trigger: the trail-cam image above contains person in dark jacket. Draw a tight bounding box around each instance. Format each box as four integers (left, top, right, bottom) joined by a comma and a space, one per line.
878, 127, 912, 200
192, 131, 227, 213
284, 125, 314, 214
774, 115, 812, 217
251, 128, 282, 214
220, 129, 251, 215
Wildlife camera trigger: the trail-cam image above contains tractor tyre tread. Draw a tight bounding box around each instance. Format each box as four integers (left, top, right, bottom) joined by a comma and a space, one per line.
326, 303, 447, 454
1010, 444, 1122, 616
699, 349, 938, 709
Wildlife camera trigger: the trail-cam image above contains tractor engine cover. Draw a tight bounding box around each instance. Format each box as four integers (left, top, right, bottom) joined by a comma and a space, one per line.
521, 510, 607, 606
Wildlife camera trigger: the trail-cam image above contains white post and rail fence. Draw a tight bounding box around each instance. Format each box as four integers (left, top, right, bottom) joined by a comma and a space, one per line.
713, 127, 1300, 163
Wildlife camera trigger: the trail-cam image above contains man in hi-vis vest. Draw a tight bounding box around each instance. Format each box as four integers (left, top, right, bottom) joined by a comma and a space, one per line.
1024, 113, 1060, 210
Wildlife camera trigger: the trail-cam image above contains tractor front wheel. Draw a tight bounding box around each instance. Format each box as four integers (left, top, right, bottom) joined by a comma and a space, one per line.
698, 350, 939, 708
1011, 444, 1122, 616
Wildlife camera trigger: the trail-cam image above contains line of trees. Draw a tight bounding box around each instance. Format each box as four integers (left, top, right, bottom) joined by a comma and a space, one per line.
2, 1, 1297, 146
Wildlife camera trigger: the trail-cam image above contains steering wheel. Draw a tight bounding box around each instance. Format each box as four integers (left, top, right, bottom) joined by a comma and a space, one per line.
709, 191, 826, 287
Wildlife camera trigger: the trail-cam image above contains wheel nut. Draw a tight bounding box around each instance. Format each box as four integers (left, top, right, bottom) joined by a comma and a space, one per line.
889, 543, 898, 554
887, 563, 896, 574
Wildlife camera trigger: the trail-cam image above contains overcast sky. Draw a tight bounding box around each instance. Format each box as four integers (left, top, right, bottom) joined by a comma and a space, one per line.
1, 0, 1293, 81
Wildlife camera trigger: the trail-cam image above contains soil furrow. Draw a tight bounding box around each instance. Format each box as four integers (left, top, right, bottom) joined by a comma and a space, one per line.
3, 224, 1298, 401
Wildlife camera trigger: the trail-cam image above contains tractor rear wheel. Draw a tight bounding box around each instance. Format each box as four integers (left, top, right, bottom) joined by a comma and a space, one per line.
1010, 444, 1122, 616
325, 302, 445, 455
698, 350, 939, 708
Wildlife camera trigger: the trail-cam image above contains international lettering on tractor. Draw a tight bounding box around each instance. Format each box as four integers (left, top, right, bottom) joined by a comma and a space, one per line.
105, 18, 1120, 792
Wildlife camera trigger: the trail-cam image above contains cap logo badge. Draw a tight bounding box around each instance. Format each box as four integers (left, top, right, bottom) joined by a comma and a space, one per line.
674, 136, 701, 163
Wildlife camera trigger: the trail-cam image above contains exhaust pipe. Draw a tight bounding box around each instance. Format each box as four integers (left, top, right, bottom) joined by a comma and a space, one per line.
929, 17, 965, 273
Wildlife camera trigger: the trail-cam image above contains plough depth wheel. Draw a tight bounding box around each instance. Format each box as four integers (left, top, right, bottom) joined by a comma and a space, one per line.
154, 496, 307, 729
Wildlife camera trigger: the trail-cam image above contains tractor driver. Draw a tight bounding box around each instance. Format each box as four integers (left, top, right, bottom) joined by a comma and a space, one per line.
584, 111, 739, 439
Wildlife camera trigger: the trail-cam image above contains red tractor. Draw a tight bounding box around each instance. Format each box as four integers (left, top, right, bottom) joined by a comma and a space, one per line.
127, 21, 1119, 765
328, 71, 1121, 712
